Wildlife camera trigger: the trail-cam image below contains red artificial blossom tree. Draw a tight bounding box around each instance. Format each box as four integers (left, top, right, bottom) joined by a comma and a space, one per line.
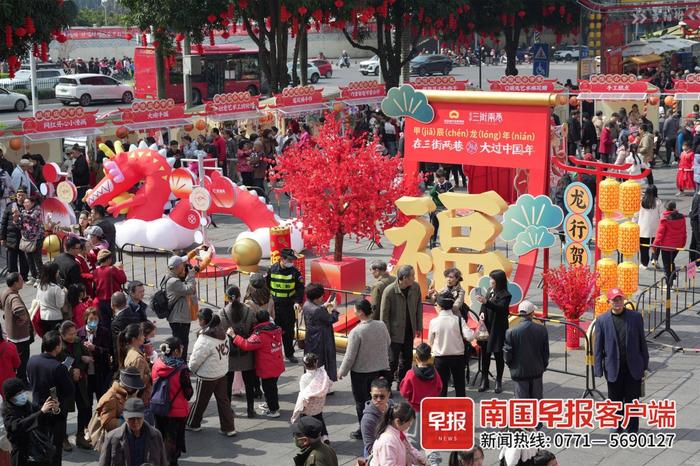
270, 114, 411, 262
543, 264, 598, 349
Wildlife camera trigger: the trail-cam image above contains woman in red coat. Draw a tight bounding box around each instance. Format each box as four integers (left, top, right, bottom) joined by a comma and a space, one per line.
0, 336, 20, 398
228, 310, 284, 418
653, 201, 687, 282
599, 122, 615, 163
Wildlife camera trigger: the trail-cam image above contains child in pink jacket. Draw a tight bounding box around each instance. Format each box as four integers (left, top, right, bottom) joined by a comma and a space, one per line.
372, 401, 426, 466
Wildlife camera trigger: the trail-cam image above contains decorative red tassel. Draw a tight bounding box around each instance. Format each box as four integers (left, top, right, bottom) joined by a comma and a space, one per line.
209, 30, 215, 46
141, 33, 147, 46
176, 40, 182, 53
315, 21, 320, 32
232, 21, 237, 33
40, 42, 48, 62
25, 17, 35, 35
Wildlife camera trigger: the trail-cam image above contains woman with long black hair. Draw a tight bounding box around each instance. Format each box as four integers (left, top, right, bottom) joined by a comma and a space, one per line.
636, 184, 663, 269
119, 323, 152, 406
371, 401, 425, 466
473, 269, 512, 394
36, 261, 66, 334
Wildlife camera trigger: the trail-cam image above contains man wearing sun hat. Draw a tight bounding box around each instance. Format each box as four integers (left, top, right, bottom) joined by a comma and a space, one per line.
594, 288, 649, 433
503, 300, 549, 400
98, 398, 167, 466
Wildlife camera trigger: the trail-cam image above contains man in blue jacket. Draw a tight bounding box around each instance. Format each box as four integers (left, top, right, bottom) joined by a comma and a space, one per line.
594, 288, 649, 433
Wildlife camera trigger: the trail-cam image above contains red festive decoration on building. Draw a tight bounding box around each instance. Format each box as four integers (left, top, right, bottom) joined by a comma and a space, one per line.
269, 115, 407, 261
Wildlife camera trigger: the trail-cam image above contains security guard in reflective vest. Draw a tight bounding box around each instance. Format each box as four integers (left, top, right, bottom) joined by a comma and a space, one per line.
266, 248, 305, 363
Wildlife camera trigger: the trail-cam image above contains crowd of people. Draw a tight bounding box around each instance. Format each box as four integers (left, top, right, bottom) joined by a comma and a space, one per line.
59, 56, 134, 79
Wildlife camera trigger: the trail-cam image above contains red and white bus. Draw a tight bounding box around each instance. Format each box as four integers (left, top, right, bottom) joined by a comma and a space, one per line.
134, 44, 261, 104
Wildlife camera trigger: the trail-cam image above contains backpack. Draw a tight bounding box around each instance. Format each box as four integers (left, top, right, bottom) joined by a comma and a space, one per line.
150, 366, 183, 417
151, 277, 182, 319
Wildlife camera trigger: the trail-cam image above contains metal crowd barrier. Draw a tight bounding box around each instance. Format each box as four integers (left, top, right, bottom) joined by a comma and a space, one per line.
635, 247, 700, 344
117, 242, 175, 290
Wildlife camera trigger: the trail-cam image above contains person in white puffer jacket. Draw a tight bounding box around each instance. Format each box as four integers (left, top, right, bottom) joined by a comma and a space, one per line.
186, 308, 237, 436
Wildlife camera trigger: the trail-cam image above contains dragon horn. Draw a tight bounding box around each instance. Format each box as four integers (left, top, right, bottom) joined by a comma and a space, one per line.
99, 143, 115, 159
114, 140, 125, 155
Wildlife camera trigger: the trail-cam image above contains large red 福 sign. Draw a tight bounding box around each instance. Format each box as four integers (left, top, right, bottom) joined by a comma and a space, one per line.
204, 92, 260, 115
17, 107, 103, 134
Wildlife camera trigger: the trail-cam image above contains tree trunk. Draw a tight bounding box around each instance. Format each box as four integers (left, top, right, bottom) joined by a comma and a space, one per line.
504, 24, 521, 76
401, 24, 411, 84
292, 29, 302, 86
300, 24, 308, 85
154, 44, 166, 99
333, 231, 344, 262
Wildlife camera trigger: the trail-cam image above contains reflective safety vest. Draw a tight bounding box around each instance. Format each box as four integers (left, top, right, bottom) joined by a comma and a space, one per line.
269, 271, 297, 299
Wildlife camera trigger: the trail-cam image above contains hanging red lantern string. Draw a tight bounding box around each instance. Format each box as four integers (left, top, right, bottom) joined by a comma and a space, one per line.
280, 5, 291, 22
228, 3, 234, 18
5, 26, 12, 48
232, 19, 237, 34
141, 33, 147, 46
209, 29, 215, 46
40, 42, 48, 62
291, 16, 299, 37
15, 27, 27, 38
25, 17, 36, 36
32, 42, 39, 57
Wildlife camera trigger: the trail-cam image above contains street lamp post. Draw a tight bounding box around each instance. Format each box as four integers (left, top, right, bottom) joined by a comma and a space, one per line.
101, 0, 109, 25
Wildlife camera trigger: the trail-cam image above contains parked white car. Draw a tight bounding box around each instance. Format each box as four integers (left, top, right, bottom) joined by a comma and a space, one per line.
0, 87, 29, 111
286, 62, 321, 84
0, 68, 65, 90
54, 74, 134, 106
359, 55, 380, 76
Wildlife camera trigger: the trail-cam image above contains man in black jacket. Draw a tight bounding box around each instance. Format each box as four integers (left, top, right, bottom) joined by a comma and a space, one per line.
26, 331, 75, 465
91, 205, 117, 254
54, 235, 83, 288
503, 300, 549, 399
70, 145, 90, 211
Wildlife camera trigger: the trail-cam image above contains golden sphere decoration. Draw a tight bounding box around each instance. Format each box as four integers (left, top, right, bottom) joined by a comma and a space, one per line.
43, 235, 61, 255
232, 238, 263, 272
595, 294, 609, 317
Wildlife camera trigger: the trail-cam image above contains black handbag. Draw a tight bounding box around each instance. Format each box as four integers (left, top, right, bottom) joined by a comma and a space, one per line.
27, 428, 56, 463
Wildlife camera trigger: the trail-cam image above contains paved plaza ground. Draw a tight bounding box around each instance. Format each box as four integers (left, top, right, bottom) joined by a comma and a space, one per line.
8, 163, 700, 466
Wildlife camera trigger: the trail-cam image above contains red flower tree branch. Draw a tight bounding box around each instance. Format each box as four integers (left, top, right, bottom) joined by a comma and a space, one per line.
543, 265, 599, 320
270, 113, 411, 261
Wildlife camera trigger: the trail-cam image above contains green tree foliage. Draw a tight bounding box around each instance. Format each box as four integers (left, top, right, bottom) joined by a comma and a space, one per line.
120, 0, 231, 97
74, 8, 129, 27
0, 0, 73, 67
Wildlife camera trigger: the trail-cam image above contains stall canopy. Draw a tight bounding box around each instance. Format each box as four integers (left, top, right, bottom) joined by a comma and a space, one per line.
625, 54, 663, 66
270, 86, 330, 117
16, 108, 104, 142
409, 76, 469, 91
622, 36, 698, 57
337, 81, 386, 107
576, 74, 659, 101
488, 75, 561, 93
671, 73, 700, 100
204, 91, 261, 122
113, 99, 192, 131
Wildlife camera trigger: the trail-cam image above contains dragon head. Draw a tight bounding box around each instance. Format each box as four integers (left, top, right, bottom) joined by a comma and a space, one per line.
85, 146, 166, 208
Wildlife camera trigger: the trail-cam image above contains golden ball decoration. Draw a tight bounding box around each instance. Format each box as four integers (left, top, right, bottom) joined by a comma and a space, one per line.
617, 261, 639, 296
595, 294, 609, 317
619, 180, 641, 218
664, 95, 675, 107
232, 238, 262, 272
597, 218, 619, 254
598, 177, 620, 215
43, 235, 61, 256
618, 221, 640, 256
596, 258, 618, 291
